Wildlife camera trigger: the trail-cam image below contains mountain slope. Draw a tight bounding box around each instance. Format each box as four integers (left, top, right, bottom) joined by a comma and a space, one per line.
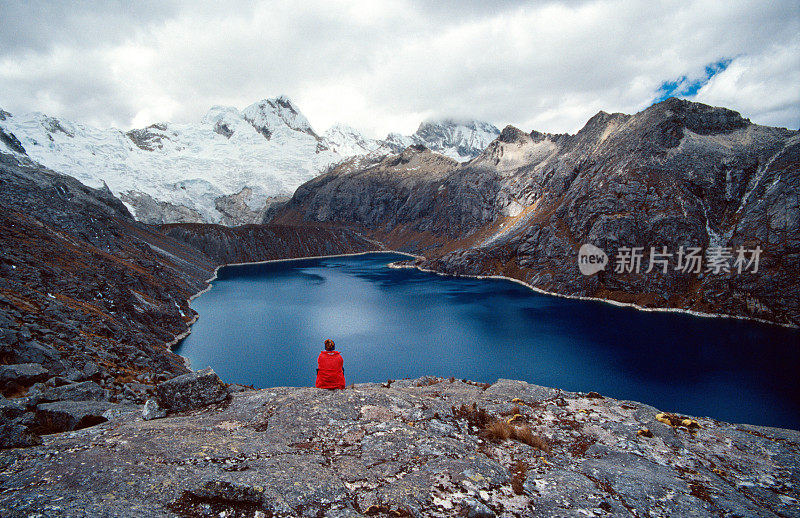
0, 152, 213, 396
0, 150, 379, 412
272, 98, 800, 326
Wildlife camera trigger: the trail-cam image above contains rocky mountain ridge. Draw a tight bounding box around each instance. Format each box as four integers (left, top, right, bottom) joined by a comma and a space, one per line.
0, 98, 499, 226
272, 98, 800, 326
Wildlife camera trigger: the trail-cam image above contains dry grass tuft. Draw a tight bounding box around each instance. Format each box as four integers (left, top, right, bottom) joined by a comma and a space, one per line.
512, 425, 551, 453
481, 420, 514, 442
655, 412, 700, 430
462, 379, 493, 390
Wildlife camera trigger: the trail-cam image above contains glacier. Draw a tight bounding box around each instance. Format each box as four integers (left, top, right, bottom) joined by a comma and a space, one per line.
0, 97, 499, 224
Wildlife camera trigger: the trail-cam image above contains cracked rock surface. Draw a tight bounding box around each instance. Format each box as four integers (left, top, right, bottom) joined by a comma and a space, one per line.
1, 377, 797, 517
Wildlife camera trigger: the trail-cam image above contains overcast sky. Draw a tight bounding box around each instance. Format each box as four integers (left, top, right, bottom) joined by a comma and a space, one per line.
1, 0, 797, 137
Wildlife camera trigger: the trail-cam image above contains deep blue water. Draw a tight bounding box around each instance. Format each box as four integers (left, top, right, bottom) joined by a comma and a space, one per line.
175, 252, 800, 429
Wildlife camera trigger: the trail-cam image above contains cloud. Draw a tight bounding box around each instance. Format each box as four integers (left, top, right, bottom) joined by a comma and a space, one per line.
0, 0, 797, 136
692, 42, 800, 130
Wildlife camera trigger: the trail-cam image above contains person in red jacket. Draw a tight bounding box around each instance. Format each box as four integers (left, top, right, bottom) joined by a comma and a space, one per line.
315, 339, 345, 389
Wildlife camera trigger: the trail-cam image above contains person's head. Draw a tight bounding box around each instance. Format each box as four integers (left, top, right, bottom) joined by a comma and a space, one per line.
324, 339, 335, 351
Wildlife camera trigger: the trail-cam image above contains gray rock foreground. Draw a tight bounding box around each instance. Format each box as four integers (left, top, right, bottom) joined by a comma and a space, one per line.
0, 377, 798, 517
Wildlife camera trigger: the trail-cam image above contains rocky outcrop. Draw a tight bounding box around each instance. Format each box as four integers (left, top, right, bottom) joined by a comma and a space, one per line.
272, 99, 800, 326
214, 188, 276, 227
34, 400, 114, 433
142, 398, 167, 420
273, 146, 464, 251
120, 190, 206, 224
0, 377, 797, 517
0, 127, 25, 154
155, 367, 228, 412
0, 363, 49, 395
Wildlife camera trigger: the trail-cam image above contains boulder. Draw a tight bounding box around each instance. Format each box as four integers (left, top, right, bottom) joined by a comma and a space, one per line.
155, 368, 228, 412
62, 367, 87, 382
82, 361, 101, 379
35, 400, 113, 433
0, 363, 50, 394
0, 394, 26, 421
5, 340, 61, 366
39, 381, 106, 403
123, 382, 152, 403
141, 398, 167, 420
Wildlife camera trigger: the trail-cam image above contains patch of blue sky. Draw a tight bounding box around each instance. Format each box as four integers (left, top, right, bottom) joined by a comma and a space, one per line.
652, 58, 733, 104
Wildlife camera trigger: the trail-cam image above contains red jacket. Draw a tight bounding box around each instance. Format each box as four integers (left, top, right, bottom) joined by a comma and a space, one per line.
316, 350, 345, 389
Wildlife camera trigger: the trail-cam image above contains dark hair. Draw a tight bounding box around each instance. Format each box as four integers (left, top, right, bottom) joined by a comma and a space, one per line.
324, 339, 335, 351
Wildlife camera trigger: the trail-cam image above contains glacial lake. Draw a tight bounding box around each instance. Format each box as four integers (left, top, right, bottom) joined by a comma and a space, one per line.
175, 252, 800, 430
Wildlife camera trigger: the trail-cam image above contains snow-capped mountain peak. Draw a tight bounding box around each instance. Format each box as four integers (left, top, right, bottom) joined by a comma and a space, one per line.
0, 98, 339, 225
0, 97, 503, 225
412, 119, 500, 161
383, 132, 415, 154
323, 123, 389, 157
241, 95, 317, 140
201, 105, 251, 139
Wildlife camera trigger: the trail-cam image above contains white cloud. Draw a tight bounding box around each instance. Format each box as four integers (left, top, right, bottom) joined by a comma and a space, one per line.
0, 0, 797, 136
692, 41, 800, 130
